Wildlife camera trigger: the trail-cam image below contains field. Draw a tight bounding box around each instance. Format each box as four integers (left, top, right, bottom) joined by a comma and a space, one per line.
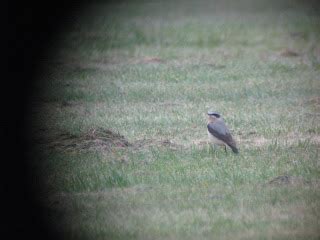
29, 0, 320, 239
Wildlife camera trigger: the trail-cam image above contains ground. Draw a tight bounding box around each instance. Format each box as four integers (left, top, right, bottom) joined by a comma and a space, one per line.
29, 0, 320, 239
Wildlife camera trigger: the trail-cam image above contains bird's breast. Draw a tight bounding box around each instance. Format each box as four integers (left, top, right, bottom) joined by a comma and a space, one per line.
207, 130, 226, 146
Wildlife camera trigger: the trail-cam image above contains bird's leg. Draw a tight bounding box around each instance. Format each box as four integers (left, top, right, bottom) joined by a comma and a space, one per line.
208, 144, 215, 154
224, 145, 227, 154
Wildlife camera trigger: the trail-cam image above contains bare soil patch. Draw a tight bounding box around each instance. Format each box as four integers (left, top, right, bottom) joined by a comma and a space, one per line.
133, 138, 183, 150
305, 96, 320, 106
280, 49, 300, 57
134, 57, 166, 64
238, 130, 320, 147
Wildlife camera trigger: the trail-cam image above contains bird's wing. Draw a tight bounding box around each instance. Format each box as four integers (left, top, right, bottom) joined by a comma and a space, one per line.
207, 120, 236, 148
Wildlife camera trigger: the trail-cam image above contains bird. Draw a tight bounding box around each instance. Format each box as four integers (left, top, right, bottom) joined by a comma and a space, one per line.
207, 111, 238, 154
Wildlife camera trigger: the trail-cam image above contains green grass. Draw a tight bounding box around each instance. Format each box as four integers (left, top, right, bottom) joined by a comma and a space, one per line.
31, 0, 320, 239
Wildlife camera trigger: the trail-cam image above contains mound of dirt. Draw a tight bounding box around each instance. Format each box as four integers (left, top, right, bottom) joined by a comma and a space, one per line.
40, 128, 131, 152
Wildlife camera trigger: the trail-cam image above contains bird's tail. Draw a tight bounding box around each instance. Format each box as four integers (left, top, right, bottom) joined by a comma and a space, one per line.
230, 145, 239, 154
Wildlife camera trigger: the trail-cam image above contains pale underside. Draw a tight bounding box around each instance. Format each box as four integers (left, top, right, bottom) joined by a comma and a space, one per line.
207, 130, 227, 146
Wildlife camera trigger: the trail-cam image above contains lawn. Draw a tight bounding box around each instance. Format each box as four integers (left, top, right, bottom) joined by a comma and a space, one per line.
29, 0, 320, 239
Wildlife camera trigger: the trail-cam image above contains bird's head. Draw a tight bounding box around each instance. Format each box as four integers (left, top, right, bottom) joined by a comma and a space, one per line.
207, 111, 221, 122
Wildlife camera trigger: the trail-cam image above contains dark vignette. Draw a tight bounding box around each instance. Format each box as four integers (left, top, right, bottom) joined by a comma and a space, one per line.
5, 1, 86, 239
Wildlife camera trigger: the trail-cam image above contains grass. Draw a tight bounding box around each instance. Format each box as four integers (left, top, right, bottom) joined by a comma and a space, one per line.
30, 0, 320, 239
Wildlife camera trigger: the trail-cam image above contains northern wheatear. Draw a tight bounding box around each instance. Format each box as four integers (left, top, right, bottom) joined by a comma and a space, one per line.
207, 111, 238, 154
